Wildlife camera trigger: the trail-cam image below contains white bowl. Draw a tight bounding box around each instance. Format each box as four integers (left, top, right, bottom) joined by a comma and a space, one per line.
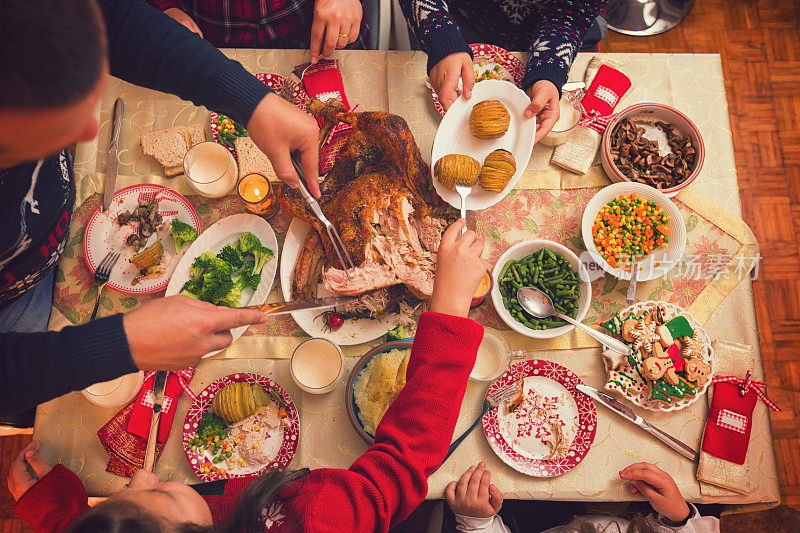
601, 103, 705, 198
82, 371, 144, 408
491, 240, 591, 339
581, 182, 686, 282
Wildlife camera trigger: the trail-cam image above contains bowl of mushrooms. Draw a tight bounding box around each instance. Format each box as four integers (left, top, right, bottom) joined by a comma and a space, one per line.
601, 103, 704, 197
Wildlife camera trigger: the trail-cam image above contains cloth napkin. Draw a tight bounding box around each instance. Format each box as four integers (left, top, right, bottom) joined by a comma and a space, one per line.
294, 59, 357, 175
696, 341, 781, 496
98, 369, 196, 477
551, 57, 631, 175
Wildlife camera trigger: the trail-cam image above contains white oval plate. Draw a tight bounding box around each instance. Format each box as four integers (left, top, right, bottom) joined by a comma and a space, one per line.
166, 214, 278, 357
431, 79, 536, 211
280, 217, 402, 345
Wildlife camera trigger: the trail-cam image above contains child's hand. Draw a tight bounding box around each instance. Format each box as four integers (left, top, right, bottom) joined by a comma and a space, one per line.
431, 220, 490, 318
445, 462, 504, 518
6, 441, 52, 501
619, 462, 691, 523
430, 52, 475, 111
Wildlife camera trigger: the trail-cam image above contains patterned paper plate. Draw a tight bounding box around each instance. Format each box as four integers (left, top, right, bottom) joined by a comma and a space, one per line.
483, 359, 597, 478
183, 373, 299, 482
210, 73, 310, 156
431, 43, 525, 116
602, 301, 715, 412
83, 184, 200, 295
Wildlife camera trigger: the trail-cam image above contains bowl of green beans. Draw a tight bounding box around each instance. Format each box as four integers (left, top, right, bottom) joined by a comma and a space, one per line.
491, 240, 591, 339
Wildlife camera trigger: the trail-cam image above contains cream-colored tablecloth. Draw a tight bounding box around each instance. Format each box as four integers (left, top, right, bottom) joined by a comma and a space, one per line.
35, 51, 779, 508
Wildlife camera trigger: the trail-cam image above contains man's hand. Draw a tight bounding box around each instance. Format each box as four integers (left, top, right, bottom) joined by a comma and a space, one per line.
445, 462, 504, 518
123, 295, 267, 370
7, 441, 52, 502
310, 0, 362, 64
431, 220, 490, 318
430, 52, 475, 111
164, 8, 203, 38
247, 93, 322, 197
525, 80, 560, 144
619, 462, 692, 523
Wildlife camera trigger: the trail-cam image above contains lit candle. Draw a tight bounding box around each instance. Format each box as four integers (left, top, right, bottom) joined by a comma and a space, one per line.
237, 172, 279, 218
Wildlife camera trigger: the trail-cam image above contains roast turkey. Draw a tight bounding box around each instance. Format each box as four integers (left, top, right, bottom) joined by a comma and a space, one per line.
281, 99, 454, 308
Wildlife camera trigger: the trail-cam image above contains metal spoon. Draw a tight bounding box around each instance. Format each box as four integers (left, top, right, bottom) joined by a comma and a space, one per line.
626, 263, 639, 305
455, 183, 470, 234
516, 286, 633, 356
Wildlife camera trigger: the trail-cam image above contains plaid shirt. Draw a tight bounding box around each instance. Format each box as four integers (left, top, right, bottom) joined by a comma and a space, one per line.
146, 0, 366, 49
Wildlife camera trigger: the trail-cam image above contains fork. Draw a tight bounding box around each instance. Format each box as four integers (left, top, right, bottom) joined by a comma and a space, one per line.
442, 380, 521, 462
90, 251, 121, 321
289, 152, 355, 279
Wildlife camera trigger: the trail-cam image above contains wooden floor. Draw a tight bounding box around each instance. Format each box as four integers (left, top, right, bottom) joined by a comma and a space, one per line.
2, 1, 800, 530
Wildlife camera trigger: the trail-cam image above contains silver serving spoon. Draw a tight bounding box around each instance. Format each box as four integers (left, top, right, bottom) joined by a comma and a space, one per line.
626, 263, 639, 305
516, 287, 633, 356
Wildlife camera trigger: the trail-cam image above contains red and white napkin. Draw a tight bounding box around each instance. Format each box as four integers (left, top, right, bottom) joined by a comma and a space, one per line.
98, 369, 197, 477
551, 58, 632, 175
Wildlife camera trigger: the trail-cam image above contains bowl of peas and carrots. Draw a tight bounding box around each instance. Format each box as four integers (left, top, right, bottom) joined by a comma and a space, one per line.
491, 240, 592, 339
581, 182, 687, 282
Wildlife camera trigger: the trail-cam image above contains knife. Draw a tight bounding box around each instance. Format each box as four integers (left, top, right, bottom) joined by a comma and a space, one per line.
103, 97, 124, 212
576, 384, 698, 461
246, 296, 355, 315
143, 371, 168, 472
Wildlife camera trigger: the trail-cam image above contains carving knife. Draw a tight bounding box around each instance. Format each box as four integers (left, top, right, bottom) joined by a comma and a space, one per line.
246, 296, 355, 315
576, 384, 698, 461
103, 97, 124, 212
143, 371, 167, 472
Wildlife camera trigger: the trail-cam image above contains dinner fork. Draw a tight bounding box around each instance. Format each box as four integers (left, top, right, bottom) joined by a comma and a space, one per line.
289, 152, 355, 278
443, 381, 521, 462
90, 251, 121, 321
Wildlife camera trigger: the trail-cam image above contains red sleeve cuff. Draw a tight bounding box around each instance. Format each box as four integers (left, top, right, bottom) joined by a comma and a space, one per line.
145, 0, 186, 12
14, 464, 89, 533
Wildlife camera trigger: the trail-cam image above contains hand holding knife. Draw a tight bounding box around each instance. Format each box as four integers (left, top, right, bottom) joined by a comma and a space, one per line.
577, 384, 698, 461
143, 371, 168, 472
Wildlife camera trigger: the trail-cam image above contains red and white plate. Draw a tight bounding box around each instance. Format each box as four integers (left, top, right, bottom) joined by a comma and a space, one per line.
183, 373, 299, 482
210, 73, 311, 155
83, 184, 200, 295
431, 44, 525, 116
483, 359, 597, 477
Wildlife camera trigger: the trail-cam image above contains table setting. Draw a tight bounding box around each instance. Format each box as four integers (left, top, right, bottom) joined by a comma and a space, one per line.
32, 48, 779, 513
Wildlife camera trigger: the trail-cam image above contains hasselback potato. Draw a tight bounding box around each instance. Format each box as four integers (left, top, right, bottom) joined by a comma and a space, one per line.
434, 154, 481, 190
469, 100, 510, 139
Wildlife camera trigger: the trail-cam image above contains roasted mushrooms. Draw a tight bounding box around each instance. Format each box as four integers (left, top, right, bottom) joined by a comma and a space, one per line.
609, 118, 696, 190
117, 194, 164, 251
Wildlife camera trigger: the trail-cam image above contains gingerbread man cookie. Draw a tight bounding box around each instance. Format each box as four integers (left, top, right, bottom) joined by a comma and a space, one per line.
685, 359, 712, 387
642, 356, 680, 385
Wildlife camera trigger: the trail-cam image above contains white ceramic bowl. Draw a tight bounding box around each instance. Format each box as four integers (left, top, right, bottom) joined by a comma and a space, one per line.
82, 371, 144, 408
581, 182, 686, 282
491, 240, 591, 339
601, 103, 705, 198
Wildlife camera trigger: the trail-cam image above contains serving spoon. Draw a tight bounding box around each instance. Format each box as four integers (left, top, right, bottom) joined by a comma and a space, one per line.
516, 286, 633, 356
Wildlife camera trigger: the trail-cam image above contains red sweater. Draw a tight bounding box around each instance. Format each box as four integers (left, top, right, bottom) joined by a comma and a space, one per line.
14, 312, 483, 532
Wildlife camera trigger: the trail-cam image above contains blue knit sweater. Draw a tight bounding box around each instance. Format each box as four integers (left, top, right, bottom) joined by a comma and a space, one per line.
398, 0, 605, 92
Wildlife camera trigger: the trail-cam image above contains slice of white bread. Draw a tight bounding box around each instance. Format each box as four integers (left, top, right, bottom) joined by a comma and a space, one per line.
141, 125, 207, 176
235, 136, 278, 181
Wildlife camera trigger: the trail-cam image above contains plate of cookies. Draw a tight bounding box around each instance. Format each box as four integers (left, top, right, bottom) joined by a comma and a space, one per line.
599, 301, 714, 412
431, 79, 536, 211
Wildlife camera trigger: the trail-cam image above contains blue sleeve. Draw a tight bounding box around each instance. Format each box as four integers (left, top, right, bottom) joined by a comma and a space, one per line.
520, 0, 606, 94
97, 0, 273, 125
0, 314, 137, 416
397, 0, 473, 73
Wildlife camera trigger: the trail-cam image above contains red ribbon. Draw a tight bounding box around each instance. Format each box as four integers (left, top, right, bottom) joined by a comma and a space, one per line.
711, 373, 781, 411
579, 109, 615, 133
144, 369, 198, 403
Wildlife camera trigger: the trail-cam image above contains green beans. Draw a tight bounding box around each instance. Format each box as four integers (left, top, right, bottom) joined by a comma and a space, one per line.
497, 248, 582, 331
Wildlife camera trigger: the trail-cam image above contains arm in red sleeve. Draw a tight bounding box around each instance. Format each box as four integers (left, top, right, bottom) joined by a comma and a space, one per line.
289, 311, 483, 532
13, 465, 89, 533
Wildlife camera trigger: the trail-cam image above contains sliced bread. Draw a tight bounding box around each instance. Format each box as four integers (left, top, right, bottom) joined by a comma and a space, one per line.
141, 129, 188, 168
235, 136, 278, 181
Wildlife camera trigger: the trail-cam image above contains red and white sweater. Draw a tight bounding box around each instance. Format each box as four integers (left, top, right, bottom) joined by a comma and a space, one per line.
14, 312, 484, 532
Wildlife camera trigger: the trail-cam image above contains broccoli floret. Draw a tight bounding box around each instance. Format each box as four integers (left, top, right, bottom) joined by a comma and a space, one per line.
170, 219, 198, 252
386, 324, 412, 342
180, 279, 202, 300
246, 271, 261, 291
198, 279, 234, 305
196, 411, 229, 441
216, 285, 242, 308
236, 232, 274, 276
251, 248, 274, 276
217, 244, 244, 269
236, 232, 263, 254
189, 250, 217, 282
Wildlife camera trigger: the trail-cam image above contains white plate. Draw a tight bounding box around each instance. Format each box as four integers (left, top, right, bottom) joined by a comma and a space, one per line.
280, 217, 402, 345
581, 182, 686, 282
431, 79, 536, 211
83, 184, 200, 295
491, 240, 591, 339
166, 214, 278, 357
